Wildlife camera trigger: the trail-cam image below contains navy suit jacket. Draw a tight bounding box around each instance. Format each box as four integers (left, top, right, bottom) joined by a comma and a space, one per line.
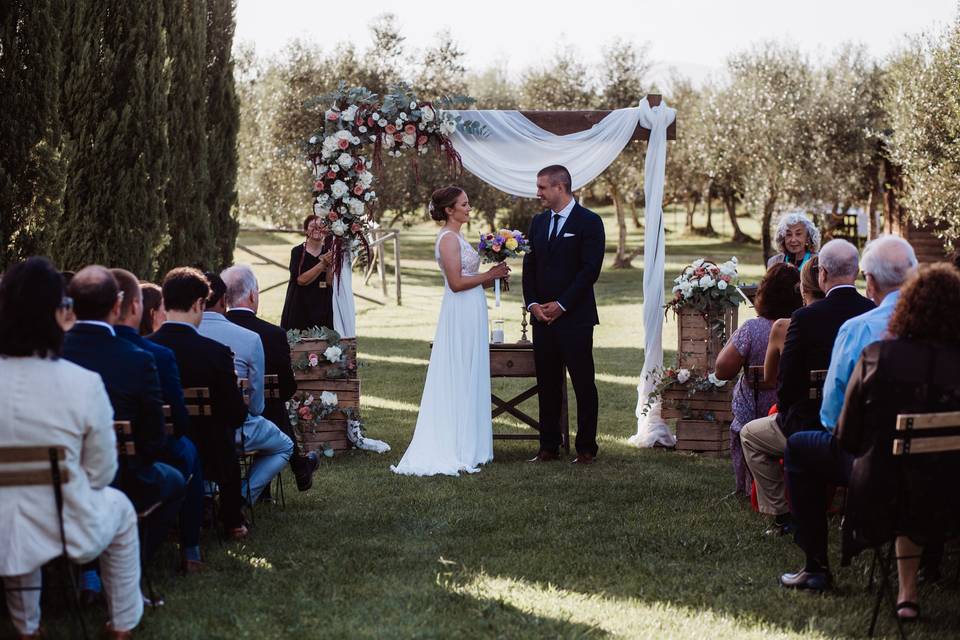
114, 325, 190, 438
62, 323, 167, 471
522, 202, 605, 329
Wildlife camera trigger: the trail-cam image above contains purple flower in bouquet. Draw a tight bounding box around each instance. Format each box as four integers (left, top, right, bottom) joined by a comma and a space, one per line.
477, 229, 530, 263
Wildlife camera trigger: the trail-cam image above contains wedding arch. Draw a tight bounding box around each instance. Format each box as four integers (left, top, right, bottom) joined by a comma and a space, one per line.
305, 85, 679, 448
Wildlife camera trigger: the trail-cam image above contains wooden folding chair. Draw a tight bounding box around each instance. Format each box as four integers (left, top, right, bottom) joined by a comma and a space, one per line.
865, 410, 960, 638
0, 446, 87, 639
237, 378, 251, 407
263, 374, 281, 400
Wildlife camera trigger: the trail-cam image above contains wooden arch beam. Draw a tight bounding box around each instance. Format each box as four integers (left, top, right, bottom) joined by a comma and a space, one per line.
518, 94, 676, 142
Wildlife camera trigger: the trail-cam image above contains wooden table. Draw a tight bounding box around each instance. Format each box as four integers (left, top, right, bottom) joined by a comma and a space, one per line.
489, 342, 569, 452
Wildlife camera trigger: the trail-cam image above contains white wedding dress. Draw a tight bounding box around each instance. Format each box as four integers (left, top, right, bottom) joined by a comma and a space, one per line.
391, 230, 494, 476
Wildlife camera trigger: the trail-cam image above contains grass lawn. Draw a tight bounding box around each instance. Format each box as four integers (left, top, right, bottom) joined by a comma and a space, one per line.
27, 208, 959, 639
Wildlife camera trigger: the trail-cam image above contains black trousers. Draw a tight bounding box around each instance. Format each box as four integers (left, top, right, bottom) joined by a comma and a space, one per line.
532, 323, 599, 455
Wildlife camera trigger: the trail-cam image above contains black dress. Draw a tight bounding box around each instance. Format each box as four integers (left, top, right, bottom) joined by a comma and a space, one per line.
280, 242, 334, 331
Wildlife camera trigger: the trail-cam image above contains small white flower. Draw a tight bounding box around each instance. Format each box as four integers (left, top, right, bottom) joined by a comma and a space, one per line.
304, 394, 314, 406
369, 134, 377, 142
313, 203, 324, 215
371, 112, 380, 120
699, 275, 715, 289
359, 126, 367, 133
409, 101, 417, 110
320, 391, 338, 406
692, 258, 705, 269
399, 113, 408, 121
331, 219, 348, 236
378, 119, 387, 127
323, 345, 343, 363
309, 135, 318, 144
717, 280, 728, 290
677, 368, 691, 384
684, 266, 694, 276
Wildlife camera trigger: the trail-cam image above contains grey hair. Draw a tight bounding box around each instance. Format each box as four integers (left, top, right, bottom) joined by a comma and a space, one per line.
221, 264, 258, 307
818, 239, 860, 279
774, 212, 821, 255
861, 235, 918, 290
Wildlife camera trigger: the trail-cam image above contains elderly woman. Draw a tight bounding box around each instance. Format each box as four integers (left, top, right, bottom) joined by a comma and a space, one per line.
837, 263, 960, 622
0, 258, 143, 638
767, 212, 821, 270
715, 263, 803, 495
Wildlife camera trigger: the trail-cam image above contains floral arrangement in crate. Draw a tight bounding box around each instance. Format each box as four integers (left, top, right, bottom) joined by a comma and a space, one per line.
304, 83, 483, 277
287, 390, 366, 456
641, 365, 728, 418
665, 257, 743, 340
288, 326, 357, 379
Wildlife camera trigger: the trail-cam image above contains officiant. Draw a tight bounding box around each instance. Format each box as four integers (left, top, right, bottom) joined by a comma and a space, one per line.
280, 214, 334, 331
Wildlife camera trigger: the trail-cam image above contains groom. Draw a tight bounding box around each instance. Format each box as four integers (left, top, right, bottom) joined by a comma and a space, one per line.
523, 165, 605, 464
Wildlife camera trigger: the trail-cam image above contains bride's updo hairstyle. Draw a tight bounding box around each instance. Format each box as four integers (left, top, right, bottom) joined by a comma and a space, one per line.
428, 185, 464, 222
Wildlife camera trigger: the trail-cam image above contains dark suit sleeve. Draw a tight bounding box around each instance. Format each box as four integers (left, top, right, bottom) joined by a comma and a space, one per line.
557, 213, 605, 311
156, 349, 190, 438
136, 352, 168, 464
522, 214, 540, 308
273, 330, 297, 401
777, 308, 806, 418
213, 345, 248, 431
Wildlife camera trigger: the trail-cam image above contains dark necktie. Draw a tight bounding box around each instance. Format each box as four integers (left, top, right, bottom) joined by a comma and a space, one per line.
548, 213, 561, 245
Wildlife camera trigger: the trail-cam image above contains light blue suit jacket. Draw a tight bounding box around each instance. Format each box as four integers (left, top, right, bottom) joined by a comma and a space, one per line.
199, 311, 266, 417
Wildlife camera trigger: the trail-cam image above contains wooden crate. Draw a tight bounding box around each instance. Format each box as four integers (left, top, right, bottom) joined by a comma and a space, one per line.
675, 419, 731, 457
677, 306, 738, 371
295, 378, 360, 409
660, 387, 734, 422
298, 414, 350, 452
290, 338, 357, 381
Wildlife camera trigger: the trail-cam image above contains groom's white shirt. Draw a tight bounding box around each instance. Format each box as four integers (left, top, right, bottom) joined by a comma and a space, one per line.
527, 197, 575, 313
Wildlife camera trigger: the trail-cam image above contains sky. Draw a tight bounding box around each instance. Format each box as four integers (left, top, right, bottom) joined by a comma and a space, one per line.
235, 0, 957, 87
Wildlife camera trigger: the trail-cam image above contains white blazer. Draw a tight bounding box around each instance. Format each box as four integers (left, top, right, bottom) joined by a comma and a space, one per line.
0, 356, 127, 576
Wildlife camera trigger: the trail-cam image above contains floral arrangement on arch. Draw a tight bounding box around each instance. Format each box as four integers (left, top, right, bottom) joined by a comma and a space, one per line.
305, 84, 481, 276
641, 365, 728, 417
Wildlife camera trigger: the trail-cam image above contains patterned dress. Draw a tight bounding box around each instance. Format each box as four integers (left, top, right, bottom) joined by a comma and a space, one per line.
728, 317, 778, 494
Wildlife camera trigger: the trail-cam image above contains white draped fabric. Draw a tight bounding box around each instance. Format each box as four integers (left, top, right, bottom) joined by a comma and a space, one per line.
448, 108, 646, 198
629, 100, 677, 449
332, 252, 356, 339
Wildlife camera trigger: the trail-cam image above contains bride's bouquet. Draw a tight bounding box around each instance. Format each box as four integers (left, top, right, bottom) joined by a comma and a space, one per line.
478, 229, 530, 306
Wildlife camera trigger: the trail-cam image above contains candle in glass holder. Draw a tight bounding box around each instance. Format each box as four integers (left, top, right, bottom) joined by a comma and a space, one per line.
491, 319, 505, 344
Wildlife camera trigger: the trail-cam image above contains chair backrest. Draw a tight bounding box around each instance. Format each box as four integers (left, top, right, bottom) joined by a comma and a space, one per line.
747, 364, 775, 390
808, 369, 828, 400
237, 378, 250, 406
162, 404, 174, 436
264, 374, 281, 400
893, 411, 960, 456
182, 387, 212, 417
0, 446, 69, 487
114, 421, 135, 456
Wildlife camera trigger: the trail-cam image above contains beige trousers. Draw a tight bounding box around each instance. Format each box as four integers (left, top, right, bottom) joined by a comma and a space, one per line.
740, 414, 789, 515
2, 488, 143, 635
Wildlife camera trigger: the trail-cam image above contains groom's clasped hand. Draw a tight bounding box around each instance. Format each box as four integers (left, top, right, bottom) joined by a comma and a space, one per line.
529, 301, 563, 324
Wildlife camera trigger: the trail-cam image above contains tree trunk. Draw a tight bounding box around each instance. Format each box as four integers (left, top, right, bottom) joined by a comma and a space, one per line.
630, 199, 641, 229
761, 198, 777, 264
704, 190, 716, 234
723, 194, 752, 243
612, 186, 633, 269
881, 157, 904, 235
684, 195, 699, 233
867, 162, 882, 240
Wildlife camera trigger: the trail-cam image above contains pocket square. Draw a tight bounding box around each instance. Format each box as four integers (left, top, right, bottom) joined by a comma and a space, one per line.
563, 232, 576, 238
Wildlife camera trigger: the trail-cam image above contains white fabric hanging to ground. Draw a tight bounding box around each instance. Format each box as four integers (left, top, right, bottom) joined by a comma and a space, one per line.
448, 108, 644, 198
332, 252, 356, 338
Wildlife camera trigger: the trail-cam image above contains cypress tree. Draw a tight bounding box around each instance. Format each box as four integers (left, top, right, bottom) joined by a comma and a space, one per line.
158, 0, 212, 273
0, 1, 65, 269
57, 1, 168, 278
205, 0, 240, 269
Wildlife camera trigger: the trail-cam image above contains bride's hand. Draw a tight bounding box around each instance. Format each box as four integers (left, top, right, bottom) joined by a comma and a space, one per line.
486, 262, 510, 283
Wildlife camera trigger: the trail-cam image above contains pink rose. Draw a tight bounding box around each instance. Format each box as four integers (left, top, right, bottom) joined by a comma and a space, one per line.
326, 111, 339, 121
367, 117, 375, 127
393, 133, 403, 142
385, 124, 397, 134
351, 223, 361, 233
308, 352, 319, 366
404, 124, 416, 135
326, 170, 337, 180
354, 160, 365, 172
417, 135, 428, 146
313, 180, 324, 191
353, 185, 364, 196
327, 211, 338, 221
298, 406, 311, 418
337, 139, 350, 150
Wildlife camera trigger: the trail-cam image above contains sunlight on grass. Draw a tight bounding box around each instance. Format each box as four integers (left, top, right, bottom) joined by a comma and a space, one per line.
363, 394, 422, 414
361, 353, 431, 366
444, 572, 831, 640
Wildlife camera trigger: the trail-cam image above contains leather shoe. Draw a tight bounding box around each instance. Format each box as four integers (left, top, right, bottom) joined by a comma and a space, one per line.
294, 451, 320, 491
779, 568, 832, 591
571, 453, 595, 465
528, 450, 559, 462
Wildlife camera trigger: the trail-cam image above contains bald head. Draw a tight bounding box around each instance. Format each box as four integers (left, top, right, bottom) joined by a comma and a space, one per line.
817, 239, 860, 291
861, 235, 917, 301
67, 265, 121, 322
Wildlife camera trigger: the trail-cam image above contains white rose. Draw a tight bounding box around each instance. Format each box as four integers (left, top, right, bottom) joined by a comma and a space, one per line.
409, 101, 417, 110
677, 368, 691, 384
320, 391, 338, 406
402, 133, 416, 147
364, 191, 376, 201
369, 135, 377, 142
331, 219, 348, 236
351, 136, 360, 145
337, 153, 353, 169
680, 281, 694, 299
316, 194, 330, 208
323, 345, 343, 363
359, 171, 373, 187
371, 112, 380, 120
309, 135, 318, 144
341, 105, 358, 121
359, 126, 367, 133
699, 275, 715, 289
399, 113, 408, 121
378, 118, 387, 127
348, 198, 365, 217
692, 258, 705, 268
717, 280, 728, 290
382, 134, 395, 149
330, 180, 348, 199
313, 203, 324, 215
684, 267, 694, 276
420, 106, 435, 122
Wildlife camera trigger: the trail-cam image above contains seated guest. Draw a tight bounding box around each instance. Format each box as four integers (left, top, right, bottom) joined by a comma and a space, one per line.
763, 257, 824, 385
0, 257, 142, 639
139, 282, 166, 336
715, 263, 802, 495
199, 273, 293, 505
766, 212, 821, 270
112, 269, 205, 572
280, 214, 335, 331
62, 266, 185, 560
836, 264, 960, 620
222, 264, 319, 491
780, 236, 917, 591
149, 268, 249, 540
741, 240, 874, 537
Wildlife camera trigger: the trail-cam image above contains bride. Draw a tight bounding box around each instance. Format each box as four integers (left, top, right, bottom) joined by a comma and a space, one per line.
391, 186, 509, 476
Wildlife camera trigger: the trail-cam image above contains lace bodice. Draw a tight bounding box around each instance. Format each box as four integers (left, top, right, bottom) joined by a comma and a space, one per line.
435, 230, 480, 279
